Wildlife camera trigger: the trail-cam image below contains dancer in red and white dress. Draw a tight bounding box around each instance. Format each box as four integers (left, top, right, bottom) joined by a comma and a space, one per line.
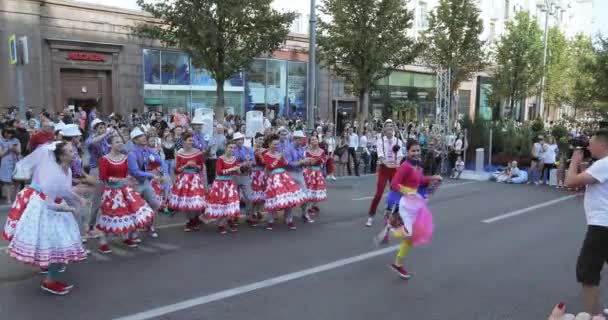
250, 133, 267, 221
96, 135, 155, 253
4, 141, 87, 295
263, 134, 308, 231
169, 132, 206, 232
304, 135, 328, 214
201, 141, 241, 234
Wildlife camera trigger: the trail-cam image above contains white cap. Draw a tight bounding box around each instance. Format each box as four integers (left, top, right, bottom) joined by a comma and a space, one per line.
130, 127, 145, 140
61, 124, 82, 137
191, 115, 204, 125
384, 119, 393, 124
54, 122, 66, 133
91, 118, 105, 129
293, 130, 306, 138
232, 132, 245, 140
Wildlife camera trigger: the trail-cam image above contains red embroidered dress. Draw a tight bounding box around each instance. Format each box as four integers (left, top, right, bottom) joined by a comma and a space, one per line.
304, 149, 328, 202
148, 158, 163, 206
3, 186, 42, 241
168, 150, 206, 212
250, 149, 268, 204
202, 157, 240, 219
263, 152, 307, 212
98, 156, 155, 234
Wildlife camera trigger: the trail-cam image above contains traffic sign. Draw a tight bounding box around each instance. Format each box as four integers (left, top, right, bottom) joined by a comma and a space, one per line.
9, 35, 17, 65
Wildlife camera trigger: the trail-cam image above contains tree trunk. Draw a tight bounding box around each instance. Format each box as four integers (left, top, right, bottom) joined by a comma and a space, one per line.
215, 81, 225, 122
509, 94, 515, 120
357, 89, 369, 134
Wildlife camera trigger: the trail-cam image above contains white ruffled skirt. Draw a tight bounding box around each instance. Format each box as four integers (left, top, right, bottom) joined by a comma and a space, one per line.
8, 195, 87, 267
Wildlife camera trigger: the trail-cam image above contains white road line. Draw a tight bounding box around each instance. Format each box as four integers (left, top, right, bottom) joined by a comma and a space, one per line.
351, 181, 477, 201
136, 245, 158, 253
110, 246, 131, 257
148, 242, 180, 251
89, 251, 111, 261
481, 195, 577, 223
113, 244, 399, 320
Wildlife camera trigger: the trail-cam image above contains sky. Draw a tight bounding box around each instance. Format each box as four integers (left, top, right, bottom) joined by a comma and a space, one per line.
592, 0, 608, 37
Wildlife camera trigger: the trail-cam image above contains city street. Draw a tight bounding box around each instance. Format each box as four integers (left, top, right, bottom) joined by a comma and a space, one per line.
0, 175, 603, 320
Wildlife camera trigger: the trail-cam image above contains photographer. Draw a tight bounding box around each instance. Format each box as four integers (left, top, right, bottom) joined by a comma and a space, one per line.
565, 129, 608, 317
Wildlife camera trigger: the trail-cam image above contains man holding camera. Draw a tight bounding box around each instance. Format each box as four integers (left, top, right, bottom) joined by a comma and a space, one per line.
566, 129, 608, 317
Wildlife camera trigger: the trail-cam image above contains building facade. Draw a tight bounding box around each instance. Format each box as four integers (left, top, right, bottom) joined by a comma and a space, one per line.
0, 0, 311, 119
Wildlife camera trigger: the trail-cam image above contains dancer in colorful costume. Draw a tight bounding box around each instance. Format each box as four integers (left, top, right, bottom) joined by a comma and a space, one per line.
262, 134, 308, 230
202, 140, 241, 234
168, 132, 206, 232
304, 135, 327, 214
286, 130, 314, 223
4, 141, 87, 295
250, 133, 267, 221
127, 128, 164, 241
96, 135, 156, 253
380, 139, 441, 279
366, 123, 403, 227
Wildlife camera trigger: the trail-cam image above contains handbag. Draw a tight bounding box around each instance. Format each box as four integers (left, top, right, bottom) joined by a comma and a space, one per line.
12, 161, 32, 181
334, 146, 346, 157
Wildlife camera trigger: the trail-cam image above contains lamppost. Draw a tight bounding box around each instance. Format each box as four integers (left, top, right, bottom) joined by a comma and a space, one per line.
538, 0, 565, 120
307, 0, 317, 130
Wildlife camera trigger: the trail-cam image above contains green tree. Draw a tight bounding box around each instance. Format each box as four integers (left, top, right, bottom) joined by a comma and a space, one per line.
543, 27, 570, 119
492, 11, 544, 120
134, 0, 296, 120
420, 0, 486, 114
317, 0, 418, 127
590, 36, 608, 103
568, 33, 595, 118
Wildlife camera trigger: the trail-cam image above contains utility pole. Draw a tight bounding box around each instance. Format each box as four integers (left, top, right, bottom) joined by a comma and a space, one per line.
539, 0, 560, 120
306, 0, 317, 130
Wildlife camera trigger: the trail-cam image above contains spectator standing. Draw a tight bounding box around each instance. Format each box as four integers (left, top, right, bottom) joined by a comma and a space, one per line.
529, 136, 545, 184
565, 130, 608, 317
347, 127, 360, 176
360, 128, 370, 174
540, 136, 558, 185
0, 128, 21, 204
27, 119, 55, 151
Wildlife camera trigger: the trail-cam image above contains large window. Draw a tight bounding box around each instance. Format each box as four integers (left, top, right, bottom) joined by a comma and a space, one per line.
287, 61, 307, 119
245, 59, 267, 112
161, 51, 190, 85
143, 50, 306, 119
143, 49, 161, 84
458, 90, 471, 118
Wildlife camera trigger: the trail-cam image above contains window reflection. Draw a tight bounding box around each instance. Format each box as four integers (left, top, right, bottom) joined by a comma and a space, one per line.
161, 51, 190, 85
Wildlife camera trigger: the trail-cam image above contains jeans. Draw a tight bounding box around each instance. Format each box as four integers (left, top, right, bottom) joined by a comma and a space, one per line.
347, 147, 359, 176
361, 152, 371, 174
370, 151, 378, 174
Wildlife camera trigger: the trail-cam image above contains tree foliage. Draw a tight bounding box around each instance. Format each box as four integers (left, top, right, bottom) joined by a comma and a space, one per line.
317, 0, 418, 127
491, 11, 544, 120
543, 27, 570, 119
567, 33, 596, 117
420, 0, 486, 91
134, 0, 296, 120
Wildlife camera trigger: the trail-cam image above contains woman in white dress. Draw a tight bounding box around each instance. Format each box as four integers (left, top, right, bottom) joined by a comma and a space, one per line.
5, 141, 87, 295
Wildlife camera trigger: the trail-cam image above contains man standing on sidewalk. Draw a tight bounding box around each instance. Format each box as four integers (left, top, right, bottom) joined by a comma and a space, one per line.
566, 129, 608, 317
366, 123, 403, 227
347, 127, 359, 176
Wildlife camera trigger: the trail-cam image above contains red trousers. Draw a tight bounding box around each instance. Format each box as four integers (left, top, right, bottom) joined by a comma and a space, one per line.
326, 153, 335, 175
368, 165, 397, 216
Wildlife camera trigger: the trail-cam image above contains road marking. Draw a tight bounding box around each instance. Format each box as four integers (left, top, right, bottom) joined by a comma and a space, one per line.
89, 251, 111, 261
113, 244, 400, 320
110, 246, 131, 257
481, 195, 577, 223
148, 242, 180, 251
351, 181, 477, 201
136, 245, 158, 253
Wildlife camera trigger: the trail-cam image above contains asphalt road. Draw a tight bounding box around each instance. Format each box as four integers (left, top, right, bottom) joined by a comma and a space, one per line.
0, 175, 603, 320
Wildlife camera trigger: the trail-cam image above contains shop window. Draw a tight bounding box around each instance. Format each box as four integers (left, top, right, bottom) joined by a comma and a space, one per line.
389, 71, 413, 87
266, 60, 288, 117
191, 68, 244, 87
143, 49, 161, 84
287, 61, 307, 119
457, 90, 471, 117
412, 73, 435, 88
161, 51, 190, 85
162, 90, 191, 111
191, 91, 243, 116
245, 59, 267, 113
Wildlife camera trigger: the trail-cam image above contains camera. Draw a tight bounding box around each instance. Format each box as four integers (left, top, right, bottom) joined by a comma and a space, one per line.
568, 136, 592, 160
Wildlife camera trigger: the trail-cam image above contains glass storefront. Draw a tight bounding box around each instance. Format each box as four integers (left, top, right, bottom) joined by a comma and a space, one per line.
371, 70, 436, 122
143, 49, 307, 119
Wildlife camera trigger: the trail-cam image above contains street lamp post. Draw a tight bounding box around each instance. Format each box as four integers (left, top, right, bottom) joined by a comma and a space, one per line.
307, 0, 317, 130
